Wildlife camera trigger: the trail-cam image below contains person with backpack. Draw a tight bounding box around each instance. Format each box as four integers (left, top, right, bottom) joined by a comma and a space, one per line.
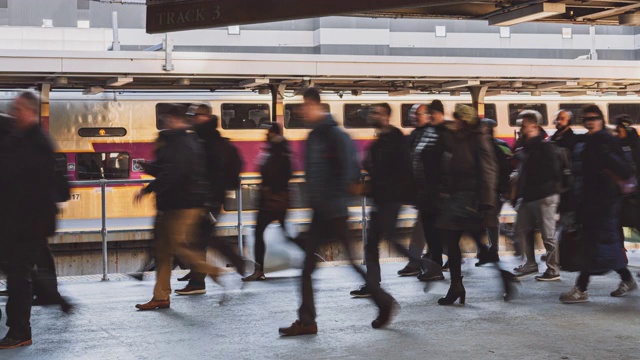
560, 105, 638, 303
278, 88, 397, 336
349, 103, 424, 297
512, 110, 562, 281
243, 122, 295, 281
173, 103, 246, 295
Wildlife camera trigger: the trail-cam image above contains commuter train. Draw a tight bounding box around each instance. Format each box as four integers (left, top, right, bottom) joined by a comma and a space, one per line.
1, 91, 639, 224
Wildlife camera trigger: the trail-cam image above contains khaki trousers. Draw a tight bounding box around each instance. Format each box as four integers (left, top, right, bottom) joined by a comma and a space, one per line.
152, 208, 220, 300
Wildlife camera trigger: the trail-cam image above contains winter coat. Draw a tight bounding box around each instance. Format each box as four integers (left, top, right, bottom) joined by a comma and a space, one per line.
305, 116, 358, 218
577, 129, 633, 274
363, 126, 414, 205
437, 126, 498, 230
0, 121, 59, 246
143, 129, 207, 211
518, 133, 561, 203
551, 127, 578, 213
408, 123, 450, 212
259, 135, 293, 211
193, 118, 225, 204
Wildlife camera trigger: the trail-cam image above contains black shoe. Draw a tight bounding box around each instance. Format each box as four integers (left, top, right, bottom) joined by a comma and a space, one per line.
442, 261, 450, 272
177, 273, 192, 282
438, 277, 466, 306
534, 272, 560, 282
475, 252, 500, 267
371, 298, 398, 329
418, 271, 445, 282
397, 265, 421, 277
350, 284, 372, 298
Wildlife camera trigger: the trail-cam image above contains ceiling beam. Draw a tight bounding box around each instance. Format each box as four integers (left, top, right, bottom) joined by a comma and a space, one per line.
576, 3, 640, 21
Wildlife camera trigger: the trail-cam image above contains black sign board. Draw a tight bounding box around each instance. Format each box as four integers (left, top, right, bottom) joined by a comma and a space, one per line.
146, 0, 433, 34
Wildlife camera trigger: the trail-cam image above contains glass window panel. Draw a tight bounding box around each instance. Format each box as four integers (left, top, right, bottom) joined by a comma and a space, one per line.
608, 103, 640, 125
76, 152, 130, 180
284, 103, 330, 129
221, 103, 270, 129
508, 103, 548, 127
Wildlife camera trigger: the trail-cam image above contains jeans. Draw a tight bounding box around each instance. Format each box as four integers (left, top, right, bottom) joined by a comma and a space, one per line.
514, 195, 560, 275
298, 212, 393, 325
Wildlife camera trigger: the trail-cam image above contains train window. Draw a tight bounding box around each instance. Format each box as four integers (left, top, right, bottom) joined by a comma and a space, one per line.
458, 104, 498, 122
54, 153, 67, 173
78, 127, 127, 137
284, 103, 330, 129
76, 152, 130, 180
608, 104, 640, 124
401, 104, 419, 128
221, 103, 270, 129
155, 103, 192, 130
508, 104, 548, 126
558, 103, 595, 124
344, 103, 386, 128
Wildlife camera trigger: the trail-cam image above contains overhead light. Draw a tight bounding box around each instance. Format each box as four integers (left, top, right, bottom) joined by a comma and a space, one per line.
488, 3, 566, 27
597, 82, 608, 89
239, 78, 270, 87
511, 81, 523, 88
531, 91, 541, 96
258, 88, 270, 95
351, 90, 362, 96
53, 77, 68, 86
388, 89, 419, 96
617, 91, 631, 97
536, 81, 578, 90
107, 77, 134, 86
176, 79, 190, 86
449, 90, 461, 96
442, 80, 480, 89
83, 86, 104, 95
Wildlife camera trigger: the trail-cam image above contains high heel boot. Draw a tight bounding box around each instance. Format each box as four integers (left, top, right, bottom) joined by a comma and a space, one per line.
438, 276, 466, 305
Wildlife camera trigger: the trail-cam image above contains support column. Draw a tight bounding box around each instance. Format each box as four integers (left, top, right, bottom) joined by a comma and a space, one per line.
269, 84, 284, 126
39, 83, 51, 133
468, 85, 488, 119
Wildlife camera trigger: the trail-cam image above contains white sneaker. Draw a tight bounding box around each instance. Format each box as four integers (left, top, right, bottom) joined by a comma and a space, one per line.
610, 279, 638, 297
560, 286, 589, 304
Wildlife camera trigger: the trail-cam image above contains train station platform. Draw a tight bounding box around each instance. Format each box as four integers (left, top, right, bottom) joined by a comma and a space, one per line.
1, 255, 639, 360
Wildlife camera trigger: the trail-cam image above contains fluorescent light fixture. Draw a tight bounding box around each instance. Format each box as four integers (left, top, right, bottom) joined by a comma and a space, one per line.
107, 77, 134, 87
488, 3, 566, 27
536, 81, 577, 90
228, 25, 241, 35
239, 78, 270, 87
83, 86, 104, 95
389, 89, 419, 96
442, 80, 480, 89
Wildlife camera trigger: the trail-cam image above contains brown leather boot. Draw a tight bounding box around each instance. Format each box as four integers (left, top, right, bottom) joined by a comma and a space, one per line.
135, 299, 170, 310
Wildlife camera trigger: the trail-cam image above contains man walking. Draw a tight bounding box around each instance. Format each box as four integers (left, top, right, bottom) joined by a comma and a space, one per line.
278, 89, 396, 336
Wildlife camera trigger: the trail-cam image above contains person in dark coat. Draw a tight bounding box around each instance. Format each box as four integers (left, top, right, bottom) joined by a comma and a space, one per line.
0, 92, 60, 349
243, 122, 295, 281
278, 88, 396, 336
349, 103, 424, 297
560, 105, 637, 303
435, 104, 499, 305
172, 104, 246, 295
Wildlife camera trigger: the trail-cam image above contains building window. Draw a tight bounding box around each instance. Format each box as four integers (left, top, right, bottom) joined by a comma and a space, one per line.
76, 152, 130, 180
221, 103, 270, 129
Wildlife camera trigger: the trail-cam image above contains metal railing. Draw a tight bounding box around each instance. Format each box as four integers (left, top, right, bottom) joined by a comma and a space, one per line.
67, 173, 377, 281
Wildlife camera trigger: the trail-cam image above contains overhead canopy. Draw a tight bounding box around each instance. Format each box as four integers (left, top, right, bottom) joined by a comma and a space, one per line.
146, 1, 640, 33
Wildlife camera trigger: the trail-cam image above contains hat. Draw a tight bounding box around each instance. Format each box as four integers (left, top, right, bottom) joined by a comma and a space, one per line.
454, 104, 477, 124
429, 100, 444, 114
481, 118, 497, 128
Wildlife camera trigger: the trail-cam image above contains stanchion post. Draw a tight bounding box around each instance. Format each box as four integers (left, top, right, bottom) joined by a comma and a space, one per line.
237, 178, 244, 257
100, 178, 109, 281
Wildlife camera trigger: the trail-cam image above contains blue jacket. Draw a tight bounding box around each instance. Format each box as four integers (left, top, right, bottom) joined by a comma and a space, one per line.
305, 116, 358, 218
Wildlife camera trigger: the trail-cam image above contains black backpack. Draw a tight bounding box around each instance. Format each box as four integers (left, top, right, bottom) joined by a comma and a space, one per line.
219, 138, 243, 190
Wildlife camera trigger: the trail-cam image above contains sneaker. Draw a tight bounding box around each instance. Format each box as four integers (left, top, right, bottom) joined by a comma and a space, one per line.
0, 337, 32, 350
560, 287, 589, 304
175, 285, 206, 295
278, 320, 318, 336
610, 279, 638, 297
417, 271, 445, 282
535, 272, 560, 282
397, 265, 421, 277
350, 284, 372, 298
242, 271, 266, 282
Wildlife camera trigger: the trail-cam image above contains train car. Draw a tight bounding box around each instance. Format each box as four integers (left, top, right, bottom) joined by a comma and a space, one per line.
1, 91, 639, 227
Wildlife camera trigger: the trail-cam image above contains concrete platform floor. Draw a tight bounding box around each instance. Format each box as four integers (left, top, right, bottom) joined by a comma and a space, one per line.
1, 256, 639, 360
